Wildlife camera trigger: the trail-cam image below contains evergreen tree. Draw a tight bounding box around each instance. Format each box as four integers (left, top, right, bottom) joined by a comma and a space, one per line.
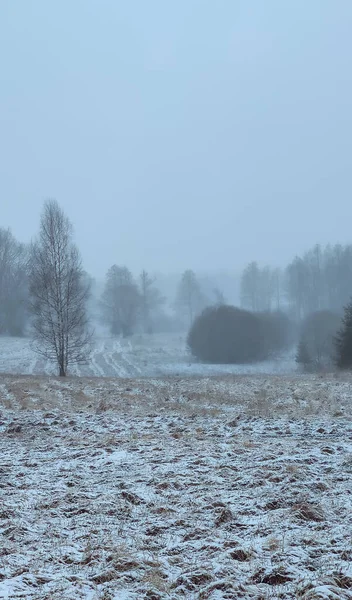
335, 300, 352, 369
296, 339, 312, 371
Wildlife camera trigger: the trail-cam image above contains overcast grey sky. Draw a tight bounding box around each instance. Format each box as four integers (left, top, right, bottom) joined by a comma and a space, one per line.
1, 1, 352, 277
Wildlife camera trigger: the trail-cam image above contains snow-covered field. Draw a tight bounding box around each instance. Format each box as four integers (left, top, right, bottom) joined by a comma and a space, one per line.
0, 333, 296, 378
1, 373, 352, 599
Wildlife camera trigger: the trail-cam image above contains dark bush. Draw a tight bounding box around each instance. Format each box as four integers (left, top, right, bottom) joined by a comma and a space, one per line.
258, 311, 293, 357
187, 305, 268, 364
335, 299, 352, 369
298, 310, 341, 370
296, 339, 313, 371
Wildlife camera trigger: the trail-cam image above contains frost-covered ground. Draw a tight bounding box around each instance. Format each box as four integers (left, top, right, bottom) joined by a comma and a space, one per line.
0, 333, 296, 378
1, 373, 352, 599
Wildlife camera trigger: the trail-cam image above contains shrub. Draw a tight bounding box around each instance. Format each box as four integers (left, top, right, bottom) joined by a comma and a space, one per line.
258, 311, 293, 357
295, 339, 312, 372
298, 310, 340, 370
187, 305, 267, 364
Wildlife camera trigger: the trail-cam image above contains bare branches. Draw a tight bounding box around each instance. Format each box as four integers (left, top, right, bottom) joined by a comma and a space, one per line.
101, 265, 140, 337
139, 270, 165, 334
29, 200, 92, 376
175, 270, 205, 327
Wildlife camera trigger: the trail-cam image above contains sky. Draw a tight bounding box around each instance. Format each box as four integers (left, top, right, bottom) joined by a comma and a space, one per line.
1, 1, 352, 278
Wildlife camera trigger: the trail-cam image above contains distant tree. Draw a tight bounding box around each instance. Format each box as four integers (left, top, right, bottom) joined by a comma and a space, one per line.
284, 243, 352, 319
0, 228, 29, 336
295, 339, 312, 372
259, 267, 275, 311
240, 261, 261, 311
175, 270, 204, 327
82, 272, 99, 321
285, 257, 310, 321
101, 265, 140, 337
139, 270, 165, 334
299, 310, 340, 370
327, 244, 352, 310
335, 300, 352, 369
29, 200, 92, 376
240, 262, 278, 312
304, 244, 324, 313
272, 268, 283, 310
242, 243, 352, 322
213, 287, 226, 306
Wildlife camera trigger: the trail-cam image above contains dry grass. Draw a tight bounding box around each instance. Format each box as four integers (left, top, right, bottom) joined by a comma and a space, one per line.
0, 373, 352, 599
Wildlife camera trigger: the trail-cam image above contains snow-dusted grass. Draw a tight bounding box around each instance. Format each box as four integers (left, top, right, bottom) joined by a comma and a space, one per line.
0, 333, 296, 378
0, 373, 352, 598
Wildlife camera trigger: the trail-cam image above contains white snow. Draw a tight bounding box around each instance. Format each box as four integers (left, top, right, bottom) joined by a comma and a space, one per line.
0, 333, 297, 378
0, 372, 352, 598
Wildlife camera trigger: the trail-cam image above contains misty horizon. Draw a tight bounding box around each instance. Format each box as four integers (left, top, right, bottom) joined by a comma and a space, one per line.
2, 1, 352, 278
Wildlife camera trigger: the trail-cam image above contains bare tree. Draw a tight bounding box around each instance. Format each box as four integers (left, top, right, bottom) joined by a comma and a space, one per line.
240, 261, 261, 311
272, 268, 283, 311
29, 200, 92, 376
241, 243, 352, 322
240, 262, 277, 312
259, 266, 275, 311
213, 287, 226, 306
0, 228, 29, 335
139, 270, 165, 333
101, 265, 140, 337
285, 257, 309, 321
175, 270, 204, 327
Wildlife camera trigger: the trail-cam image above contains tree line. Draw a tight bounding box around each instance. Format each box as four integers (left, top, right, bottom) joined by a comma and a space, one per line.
0, 228, 28, 335
0, 224, 217, 343
240, 244, 352, 319
0, 200, 220, 375
187, 300, 352, 372
99, 266, 213, 336
188, 305, 292, 365
3, 200, 352, 375
239, 244, 352, 371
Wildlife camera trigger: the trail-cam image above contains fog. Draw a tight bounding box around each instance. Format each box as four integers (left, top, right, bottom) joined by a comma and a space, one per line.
1, 1, 352, 280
